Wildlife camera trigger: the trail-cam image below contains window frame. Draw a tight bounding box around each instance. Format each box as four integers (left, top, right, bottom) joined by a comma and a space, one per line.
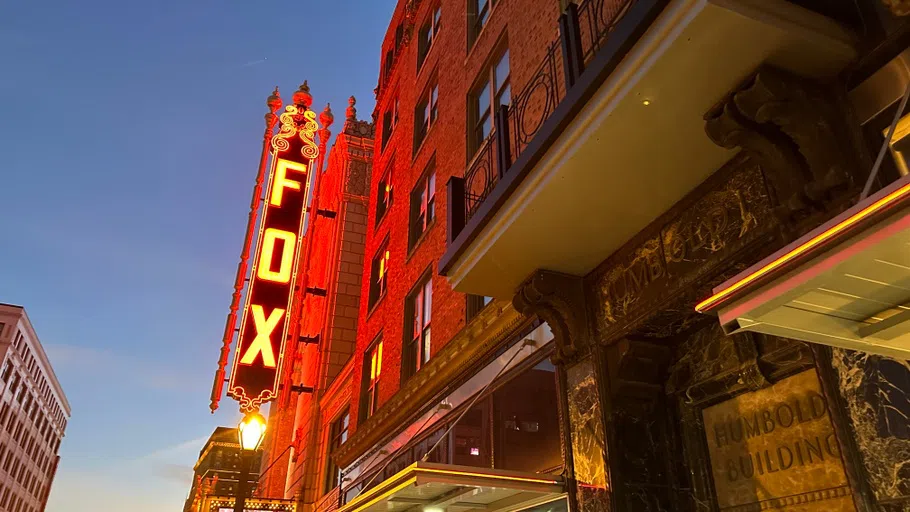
414, 78, 440, 151
403, 270, 433, 381
359, 336, 384, 422
466, 295, 493, 321
469, 45, 511, 157
468, 0, 497, 47
409, 158, 438, 251
322, 408, 350, 494
367, 239, 391, 310
418, 4, 442, 71
381, 93, 400, 151
376, 162, 394, 226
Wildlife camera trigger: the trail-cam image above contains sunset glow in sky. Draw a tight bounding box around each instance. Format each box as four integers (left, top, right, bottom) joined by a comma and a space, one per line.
0, 1, 392, 509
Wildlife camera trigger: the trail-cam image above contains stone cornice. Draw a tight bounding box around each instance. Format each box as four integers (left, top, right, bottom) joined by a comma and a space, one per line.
333, 300, 530, 469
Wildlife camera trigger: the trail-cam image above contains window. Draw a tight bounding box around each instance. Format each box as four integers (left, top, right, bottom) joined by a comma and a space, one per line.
470, 48, 510, 155
360, 338, 383, 421
9, 374, 19, 396
453, 358, 561, 473
368, 243, 390, 310
383, 48, 394, 80
0, 362, 11, 383
466, 295, 493, 321
381, 95, 400, 150
409, 164, 437, 249
415, 80, 439, 149
395, 23, 404, 51
376, 165, 393, 224
405, 276, 432, 378
323, 410, 350, 494
418, 5, 442, 70
469, 0, 497, 45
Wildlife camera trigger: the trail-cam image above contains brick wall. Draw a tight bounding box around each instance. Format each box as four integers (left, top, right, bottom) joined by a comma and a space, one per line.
349, 0, 562, 433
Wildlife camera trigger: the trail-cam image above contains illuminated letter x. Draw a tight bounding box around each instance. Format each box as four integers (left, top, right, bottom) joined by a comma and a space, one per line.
240, 305, 282, 368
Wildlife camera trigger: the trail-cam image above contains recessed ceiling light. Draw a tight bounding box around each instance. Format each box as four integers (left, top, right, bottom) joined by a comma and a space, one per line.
642, 99, 651, 106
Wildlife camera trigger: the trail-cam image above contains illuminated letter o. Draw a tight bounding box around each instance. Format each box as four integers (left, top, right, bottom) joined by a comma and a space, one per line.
257, 229, 296, 283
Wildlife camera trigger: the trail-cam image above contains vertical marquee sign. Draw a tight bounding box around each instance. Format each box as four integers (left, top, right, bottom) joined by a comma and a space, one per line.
227, 104, 319, 412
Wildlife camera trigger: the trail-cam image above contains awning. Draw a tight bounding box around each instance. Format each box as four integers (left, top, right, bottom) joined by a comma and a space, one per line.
696, 175, 910, 359
338, 462, 565, 512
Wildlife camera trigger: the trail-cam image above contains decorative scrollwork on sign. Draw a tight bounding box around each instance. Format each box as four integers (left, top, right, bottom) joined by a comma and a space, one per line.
271, 105, 299, 153
299, 109, 320, 160
229, 386, 276, 413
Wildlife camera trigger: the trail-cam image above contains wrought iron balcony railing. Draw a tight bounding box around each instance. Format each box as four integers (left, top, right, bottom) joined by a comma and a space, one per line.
447, 0, 666, 249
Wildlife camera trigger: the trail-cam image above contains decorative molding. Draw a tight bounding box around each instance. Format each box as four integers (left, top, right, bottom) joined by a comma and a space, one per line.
705, 66, 860, 226
332, 299, 531, 469
514, 270, 590, 365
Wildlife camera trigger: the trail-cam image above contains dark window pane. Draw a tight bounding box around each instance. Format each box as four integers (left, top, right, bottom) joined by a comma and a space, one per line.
452, 400, 490, 467
492, 359, 561, 472
495, 50, 510, 91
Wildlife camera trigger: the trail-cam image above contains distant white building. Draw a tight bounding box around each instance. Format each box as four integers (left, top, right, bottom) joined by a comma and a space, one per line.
0, 304, 70, 512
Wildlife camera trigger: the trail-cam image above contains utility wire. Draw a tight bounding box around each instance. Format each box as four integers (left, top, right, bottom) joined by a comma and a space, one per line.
419, 337, 536, 462
255, 443, 294, 484
860, 79, 910, 200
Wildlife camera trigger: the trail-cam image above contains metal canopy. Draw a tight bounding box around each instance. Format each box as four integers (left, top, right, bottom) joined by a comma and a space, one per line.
338, 463, 565, 512
696, 175, 910, 359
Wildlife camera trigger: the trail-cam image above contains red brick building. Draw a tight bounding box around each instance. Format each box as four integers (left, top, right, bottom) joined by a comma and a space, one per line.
349, 0, 564, 430
257, 0, 910, 511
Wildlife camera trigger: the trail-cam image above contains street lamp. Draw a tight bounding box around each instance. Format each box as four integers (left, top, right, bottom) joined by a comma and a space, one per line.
238, 412, 266, 451
234, 412, 266, 512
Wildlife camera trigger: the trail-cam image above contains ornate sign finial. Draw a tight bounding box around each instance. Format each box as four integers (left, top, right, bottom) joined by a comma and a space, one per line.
267, 87, 282, 113
347, 96, 358, 122
320, 103, 334, 130
293, 80, 313, 109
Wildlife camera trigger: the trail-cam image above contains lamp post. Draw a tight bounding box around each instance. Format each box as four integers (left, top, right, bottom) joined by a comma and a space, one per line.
234, 412, 266, 512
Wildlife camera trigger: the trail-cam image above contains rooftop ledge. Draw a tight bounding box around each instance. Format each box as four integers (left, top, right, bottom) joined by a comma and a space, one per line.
440, 0, 857, 299
697, 175, 910, 360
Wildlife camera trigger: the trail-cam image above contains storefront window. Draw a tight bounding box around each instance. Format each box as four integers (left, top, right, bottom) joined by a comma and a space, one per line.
494, 358, 561, 473
451, 357, 561, 473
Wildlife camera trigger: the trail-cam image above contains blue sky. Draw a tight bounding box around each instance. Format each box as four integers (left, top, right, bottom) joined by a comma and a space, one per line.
0, 0, 391, 509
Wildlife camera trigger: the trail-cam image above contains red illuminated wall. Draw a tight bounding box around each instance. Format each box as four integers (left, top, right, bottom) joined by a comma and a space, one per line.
257, 106, 374, 501
348, 0, 561, 433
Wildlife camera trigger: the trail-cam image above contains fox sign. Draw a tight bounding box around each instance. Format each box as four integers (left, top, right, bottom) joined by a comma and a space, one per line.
228, 105, 319, 411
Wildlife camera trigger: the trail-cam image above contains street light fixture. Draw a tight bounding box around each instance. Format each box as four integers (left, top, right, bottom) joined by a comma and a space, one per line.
238, 412, 267, 451
234, 411, 267, 512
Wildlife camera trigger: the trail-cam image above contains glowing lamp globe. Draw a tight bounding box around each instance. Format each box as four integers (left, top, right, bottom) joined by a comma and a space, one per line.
238, 412, 267, 451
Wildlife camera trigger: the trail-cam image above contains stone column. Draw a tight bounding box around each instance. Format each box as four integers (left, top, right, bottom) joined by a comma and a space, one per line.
514, 270, 613, 512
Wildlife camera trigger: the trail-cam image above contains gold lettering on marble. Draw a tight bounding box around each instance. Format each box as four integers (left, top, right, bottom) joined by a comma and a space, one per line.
702, 370, 855, 511
595, 165, 767, 333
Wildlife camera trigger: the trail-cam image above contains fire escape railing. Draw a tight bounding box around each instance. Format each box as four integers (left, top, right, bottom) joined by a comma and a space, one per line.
447, 0, 649, 246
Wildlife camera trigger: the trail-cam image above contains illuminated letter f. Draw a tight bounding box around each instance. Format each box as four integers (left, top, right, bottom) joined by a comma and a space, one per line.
240, 305, 282, 367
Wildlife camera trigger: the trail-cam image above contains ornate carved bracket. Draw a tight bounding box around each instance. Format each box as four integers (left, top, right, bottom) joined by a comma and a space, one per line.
705, 66, 860, 228
513, 270, 590, 365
